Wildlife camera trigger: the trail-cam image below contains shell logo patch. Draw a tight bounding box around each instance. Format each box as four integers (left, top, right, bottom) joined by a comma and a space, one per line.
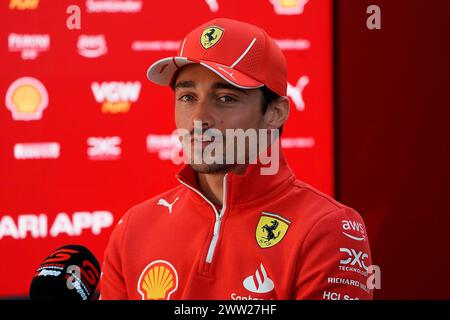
200, 26, 224, 49
5, 77, 48, 121
137, 260, 178, 300
256, 212, 291, 249
270, 0, 309, 15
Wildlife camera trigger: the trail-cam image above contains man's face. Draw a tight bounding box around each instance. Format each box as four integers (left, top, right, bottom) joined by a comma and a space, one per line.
174, 64, 266, 174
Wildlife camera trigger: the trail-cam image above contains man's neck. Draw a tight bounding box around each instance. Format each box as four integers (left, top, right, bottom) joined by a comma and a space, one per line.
196, 165, 247, 206
197, 173, 225, 206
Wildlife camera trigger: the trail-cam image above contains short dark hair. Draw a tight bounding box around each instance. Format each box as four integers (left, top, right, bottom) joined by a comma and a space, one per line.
260, 86, 283, 136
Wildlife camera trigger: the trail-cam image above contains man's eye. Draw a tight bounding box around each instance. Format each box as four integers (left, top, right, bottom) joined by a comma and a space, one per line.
218, 96, 236, 103
179, 94, 194, 102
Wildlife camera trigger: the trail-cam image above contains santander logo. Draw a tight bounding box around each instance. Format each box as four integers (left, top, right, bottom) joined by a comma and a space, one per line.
243, 263, 274, 294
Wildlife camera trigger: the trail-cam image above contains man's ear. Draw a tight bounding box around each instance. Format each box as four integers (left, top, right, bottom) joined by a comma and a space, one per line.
263, 96, 290, 130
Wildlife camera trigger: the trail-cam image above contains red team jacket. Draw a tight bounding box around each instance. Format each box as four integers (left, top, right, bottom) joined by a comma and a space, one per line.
100, 153, 373, 300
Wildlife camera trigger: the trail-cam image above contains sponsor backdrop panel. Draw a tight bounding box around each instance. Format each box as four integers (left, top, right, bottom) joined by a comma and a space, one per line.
0, 0, 333, 297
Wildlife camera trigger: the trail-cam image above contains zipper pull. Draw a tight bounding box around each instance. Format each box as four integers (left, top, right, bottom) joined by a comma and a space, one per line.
213, 217, 221, 236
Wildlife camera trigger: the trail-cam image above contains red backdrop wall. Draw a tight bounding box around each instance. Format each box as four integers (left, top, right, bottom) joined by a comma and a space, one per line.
336, 0, 450, 299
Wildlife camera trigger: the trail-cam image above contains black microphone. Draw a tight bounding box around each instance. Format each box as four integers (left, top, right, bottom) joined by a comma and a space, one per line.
29, 244, 101, 300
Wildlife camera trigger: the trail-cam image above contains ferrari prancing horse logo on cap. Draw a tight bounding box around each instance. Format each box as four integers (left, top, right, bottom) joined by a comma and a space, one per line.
201, 26, 224, 49
256, 212, 291, 249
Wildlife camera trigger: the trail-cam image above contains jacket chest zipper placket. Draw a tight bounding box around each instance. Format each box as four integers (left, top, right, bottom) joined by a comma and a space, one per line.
177, 174, 228, 266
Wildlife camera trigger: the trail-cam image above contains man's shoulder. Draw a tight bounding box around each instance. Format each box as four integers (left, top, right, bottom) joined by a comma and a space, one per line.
107, 185, 187, 245
287, 178, 365, 225
129, 184, 186, 213
291, 179, 345, 209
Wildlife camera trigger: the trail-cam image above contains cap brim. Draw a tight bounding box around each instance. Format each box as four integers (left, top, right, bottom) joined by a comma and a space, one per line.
146, 56, 263, 90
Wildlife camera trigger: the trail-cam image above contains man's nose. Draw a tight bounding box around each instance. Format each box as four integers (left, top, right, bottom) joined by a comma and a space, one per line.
190, 98, 215, 130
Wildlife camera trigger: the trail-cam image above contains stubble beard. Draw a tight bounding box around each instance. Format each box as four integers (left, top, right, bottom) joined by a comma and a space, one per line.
189, 162, 236, 174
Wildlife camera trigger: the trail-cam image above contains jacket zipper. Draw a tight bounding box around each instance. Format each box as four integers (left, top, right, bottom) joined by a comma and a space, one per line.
177, 173, 228, 264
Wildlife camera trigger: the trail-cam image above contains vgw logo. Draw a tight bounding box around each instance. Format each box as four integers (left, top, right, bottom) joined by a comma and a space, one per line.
91, 81, 141, 114
9, 0, 39, 10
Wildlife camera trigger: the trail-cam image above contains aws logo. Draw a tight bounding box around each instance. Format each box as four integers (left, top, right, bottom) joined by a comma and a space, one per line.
77, 35, 107, 58
137, 260, 178, 300
201, 26, 224, 49
91, 81, 141, 114
341, 220, 366, 241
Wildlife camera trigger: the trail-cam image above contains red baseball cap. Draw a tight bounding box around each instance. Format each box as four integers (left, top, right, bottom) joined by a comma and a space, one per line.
146, 18, 287, 96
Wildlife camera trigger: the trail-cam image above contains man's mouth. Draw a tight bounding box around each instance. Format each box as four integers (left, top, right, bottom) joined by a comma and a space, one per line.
191, 135, 215, 148
192, 135, 214, 142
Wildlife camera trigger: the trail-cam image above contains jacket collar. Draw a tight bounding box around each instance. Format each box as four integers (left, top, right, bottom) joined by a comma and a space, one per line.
175, 148, 296, 207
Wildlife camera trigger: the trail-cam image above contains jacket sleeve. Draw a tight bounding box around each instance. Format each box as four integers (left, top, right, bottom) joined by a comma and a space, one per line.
294, 207, 374, 300
99, 208, 132, 300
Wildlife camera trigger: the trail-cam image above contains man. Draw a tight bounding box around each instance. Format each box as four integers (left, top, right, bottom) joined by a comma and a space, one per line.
100, 18, 373, 300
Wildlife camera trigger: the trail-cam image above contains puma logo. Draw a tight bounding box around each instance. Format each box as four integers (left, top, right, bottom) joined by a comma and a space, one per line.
287, 75, 309, 111
217, 66, 235, 80
205, 0, 219, 12
157, 197, 179, 214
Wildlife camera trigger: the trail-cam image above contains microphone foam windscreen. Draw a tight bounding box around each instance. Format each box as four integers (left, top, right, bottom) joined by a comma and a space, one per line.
29, 244, 101, 300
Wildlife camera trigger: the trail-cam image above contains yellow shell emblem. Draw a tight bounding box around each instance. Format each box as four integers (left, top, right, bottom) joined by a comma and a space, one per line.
5, 77, 49, 121
137, 260, 178, 300
200, 26, 224, 49
277, 0, 300, 8
256, 212, 291, 249
11, 84, 42, 113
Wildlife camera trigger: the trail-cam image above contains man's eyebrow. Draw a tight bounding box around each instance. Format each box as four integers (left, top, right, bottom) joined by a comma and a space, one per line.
174, 80, 249, 95
212, 82, 249, 95
174, 80, 195, 90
